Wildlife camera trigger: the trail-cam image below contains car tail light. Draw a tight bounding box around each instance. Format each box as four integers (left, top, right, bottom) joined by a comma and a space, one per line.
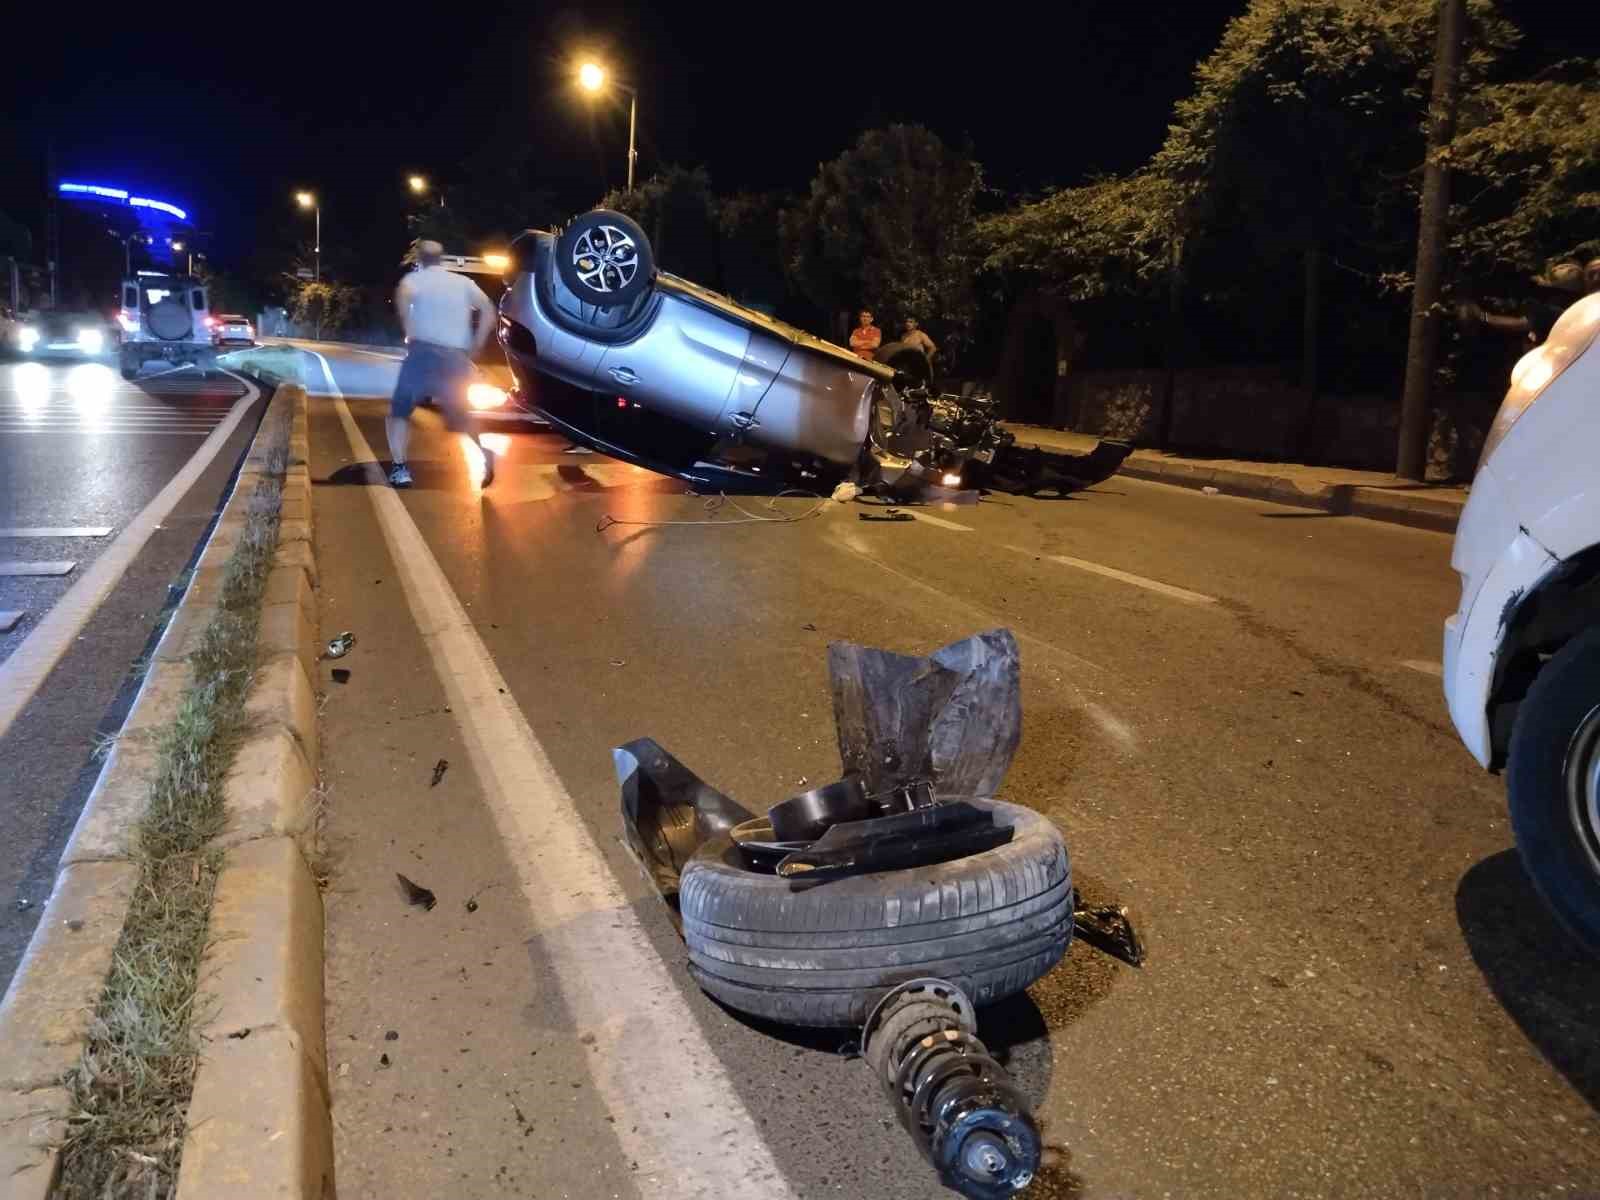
204, 316, 218, 328
116, 313, 139, 333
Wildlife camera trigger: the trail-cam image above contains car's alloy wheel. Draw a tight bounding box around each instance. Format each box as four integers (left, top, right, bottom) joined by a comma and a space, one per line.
1564, 704, 1600, 877
555, 210, 654, 308
572, 224, 639, 293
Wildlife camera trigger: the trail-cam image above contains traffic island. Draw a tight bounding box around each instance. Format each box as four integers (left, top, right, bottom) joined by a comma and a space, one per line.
0, 386, 330, 1199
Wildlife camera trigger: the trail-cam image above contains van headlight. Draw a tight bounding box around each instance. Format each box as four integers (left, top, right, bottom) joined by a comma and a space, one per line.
1480, 294, 1600, 466
17, 326, 39, 352
77, 328, 105, 354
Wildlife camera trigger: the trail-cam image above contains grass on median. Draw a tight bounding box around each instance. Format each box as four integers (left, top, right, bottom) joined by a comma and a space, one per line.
55, 432, 290, 1200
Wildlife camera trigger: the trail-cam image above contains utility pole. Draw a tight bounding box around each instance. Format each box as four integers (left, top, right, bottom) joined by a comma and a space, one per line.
46, 142, 60, 305
1396, 0, 1466, 481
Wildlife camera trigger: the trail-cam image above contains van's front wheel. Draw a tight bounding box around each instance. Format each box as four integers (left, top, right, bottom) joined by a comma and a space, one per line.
1508, 627, 1600, 955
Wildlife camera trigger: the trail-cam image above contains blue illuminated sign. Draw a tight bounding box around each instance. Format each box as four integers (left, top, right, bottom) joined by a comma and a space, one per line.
58, 181, 190, 223
60, 182, 130, 200
128, 196, 187, 220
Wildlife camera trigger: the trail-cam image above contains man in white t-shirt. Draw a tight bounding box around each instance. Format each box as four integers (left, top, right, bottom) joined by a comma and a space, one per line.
388, 240, 499, 488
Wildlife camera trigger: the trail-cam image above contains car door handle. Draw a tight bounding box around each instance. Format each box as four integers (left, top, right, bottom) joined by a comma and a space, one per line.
608, 366, 639, 386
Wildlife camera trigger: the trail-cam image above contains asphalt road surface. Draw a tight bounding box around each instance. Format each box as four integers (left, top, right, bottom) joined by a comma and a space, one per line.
302, 340, 1596, 1198
0, 358, 263, 986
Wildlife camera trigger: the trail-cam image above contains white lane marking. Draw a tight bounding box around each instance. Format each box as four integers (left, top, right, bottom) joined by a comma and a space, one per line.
0, 562, 76, 577
341, 346, 405, 361
307, 347, 340, 397
0, 371, 260, 741
0, 429, 216, 437
903, 509, 973, 532
1004, 544, 1218, 605
0, 612, 23, 633
1402, 659, 1443, 677
321, 362, 795, 1199
0, 528, 112, 538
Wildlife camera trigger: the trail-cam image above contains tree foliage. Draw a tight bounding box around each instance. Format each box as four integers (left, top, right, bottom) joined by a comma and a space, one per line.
601, 166, 721, 284
979, 0, 1522, 306
289, 280, 362, 334
978, 172, 1182, 302
406, 151, 564, 261
782, 125, 982, 360
1449, 62, 1600, 283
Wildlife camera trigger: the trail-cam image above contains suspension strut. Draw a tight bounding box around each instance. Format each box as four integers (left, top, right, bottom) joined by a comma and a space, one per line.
861, 979, 1043, 1198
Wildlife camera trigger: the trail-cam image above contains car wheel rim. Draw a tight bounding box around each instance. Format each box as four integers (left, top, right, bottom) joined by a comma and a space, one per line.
1562, 702, 1600, 877
572, 225, 639, 294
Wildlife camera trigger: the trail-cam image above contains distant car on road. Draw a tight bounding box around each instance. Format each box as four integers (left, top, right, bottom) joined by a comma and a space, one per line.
4, 308, 113, 360
116, 273, 217, 378
1444, 291, 1600, 955
209, 313, 254, 348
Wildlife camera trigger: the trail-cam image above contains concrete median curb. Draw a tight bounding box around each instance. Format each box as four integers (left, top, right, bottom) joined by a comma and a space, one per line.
1112, 458, 1463, 533
0, 384, 332, 1197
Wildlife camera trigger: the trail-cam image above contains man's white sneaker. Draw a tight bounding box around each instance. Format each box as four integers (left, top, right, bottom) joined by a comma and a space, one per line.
388, 464, 414, 487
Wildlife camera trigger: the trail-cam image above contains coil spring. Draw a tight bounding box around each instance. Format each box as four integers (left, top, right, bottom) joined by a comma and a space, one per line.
862, 981, 1041, 1199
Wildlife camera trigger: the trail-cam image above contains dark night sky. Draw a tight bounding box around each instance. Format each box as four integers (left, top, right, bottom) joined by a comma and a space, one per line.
3, 1, 1594, 293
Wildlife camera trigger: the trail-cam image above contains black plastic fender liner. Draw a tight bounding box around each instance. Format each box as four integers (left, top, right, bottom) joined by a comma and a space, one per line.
678, 799, 1072, 1027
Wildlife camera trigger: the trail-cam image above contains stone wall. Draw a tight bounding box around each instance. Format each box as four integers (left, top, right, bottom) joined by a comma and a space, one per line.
1060, 365, 1500, 480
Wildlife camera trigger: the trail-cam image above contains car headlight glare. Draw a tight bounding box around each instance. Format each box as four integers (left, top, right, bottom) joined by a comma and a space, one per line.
467, 382, 507, 410
1480, 294, 1600, 468
77, 328, 105, 353
17, 326, 39, 351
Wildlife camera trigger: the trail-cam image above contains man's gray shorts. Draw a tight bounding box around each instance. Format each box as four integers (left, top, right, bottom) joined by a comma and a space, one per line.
392, 342, 473, 430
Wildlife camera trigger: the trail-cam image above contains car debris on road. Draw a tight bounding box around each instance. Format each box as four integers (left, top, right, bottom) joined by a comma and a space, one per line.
613, 629, 1144, 1197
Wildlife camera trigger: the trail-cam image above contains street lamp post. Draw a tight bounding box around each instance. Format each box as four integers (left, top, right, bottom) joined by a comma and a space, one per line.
578, 61, 638, 191
295, 191, 320, 282
408, 173, 445, 209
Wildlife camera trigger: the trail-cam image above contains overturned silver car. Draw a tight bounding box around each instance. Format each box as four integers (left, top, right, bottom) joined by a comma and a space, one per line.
497, 209, 1131, 494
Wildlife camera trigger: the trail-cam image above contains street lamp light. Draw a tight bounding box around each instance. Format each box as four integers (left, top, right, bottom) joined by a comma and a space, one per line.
408, 174, 427, 195
577, 60, 638, 191
170, 239, 193, 274
295, 190, 320, 282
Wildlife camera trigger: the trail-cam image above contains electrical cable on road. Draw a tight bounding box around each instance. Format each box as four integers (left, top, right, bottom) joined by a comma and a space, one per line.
595, 489, 830, 533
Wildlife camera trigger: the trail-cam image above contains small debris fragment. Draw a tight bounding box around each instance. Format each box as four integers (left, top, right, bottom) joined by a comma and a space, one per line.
859, 510, 913, 523
331, 668, 351, 684
227, 1028, 251, 1040
379, 1053, 391, 1068
64, 919, 84, 932
385, 1030, 399, 1041
15, 899, 30, 913
831, 481, 861, 503
609, 658, 626, 667
430, 759, 449, 787
1201, 486, 1220, 495
326, 631, 356, 659
802, 623, 817, 632
338, 1062, 351, 1078
465, 899, 479, 913
396, 873, 437, 911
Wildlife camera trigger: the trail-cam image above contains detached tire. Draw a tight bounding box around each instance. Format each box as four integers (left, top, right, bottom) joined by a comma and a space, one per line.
679, 799, 1072, 1027
555, 210, 654, 308
1508, 627, 1600, 956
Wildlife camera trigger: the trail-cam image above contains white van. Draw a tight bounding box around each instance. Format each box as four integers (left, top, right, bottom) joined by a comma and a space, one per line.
1444, 292, 1600, 952
116, 273, 217, 378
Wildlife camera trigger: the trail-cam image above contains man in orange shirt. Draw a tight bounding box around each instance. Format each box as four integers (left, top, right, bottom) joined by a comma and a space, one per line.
849, 309, 882, 360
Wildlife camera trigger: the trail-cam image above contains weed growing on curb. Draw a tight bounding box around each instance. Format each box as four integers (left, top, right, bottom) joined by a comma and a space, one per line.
55, 434, 291, 1200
